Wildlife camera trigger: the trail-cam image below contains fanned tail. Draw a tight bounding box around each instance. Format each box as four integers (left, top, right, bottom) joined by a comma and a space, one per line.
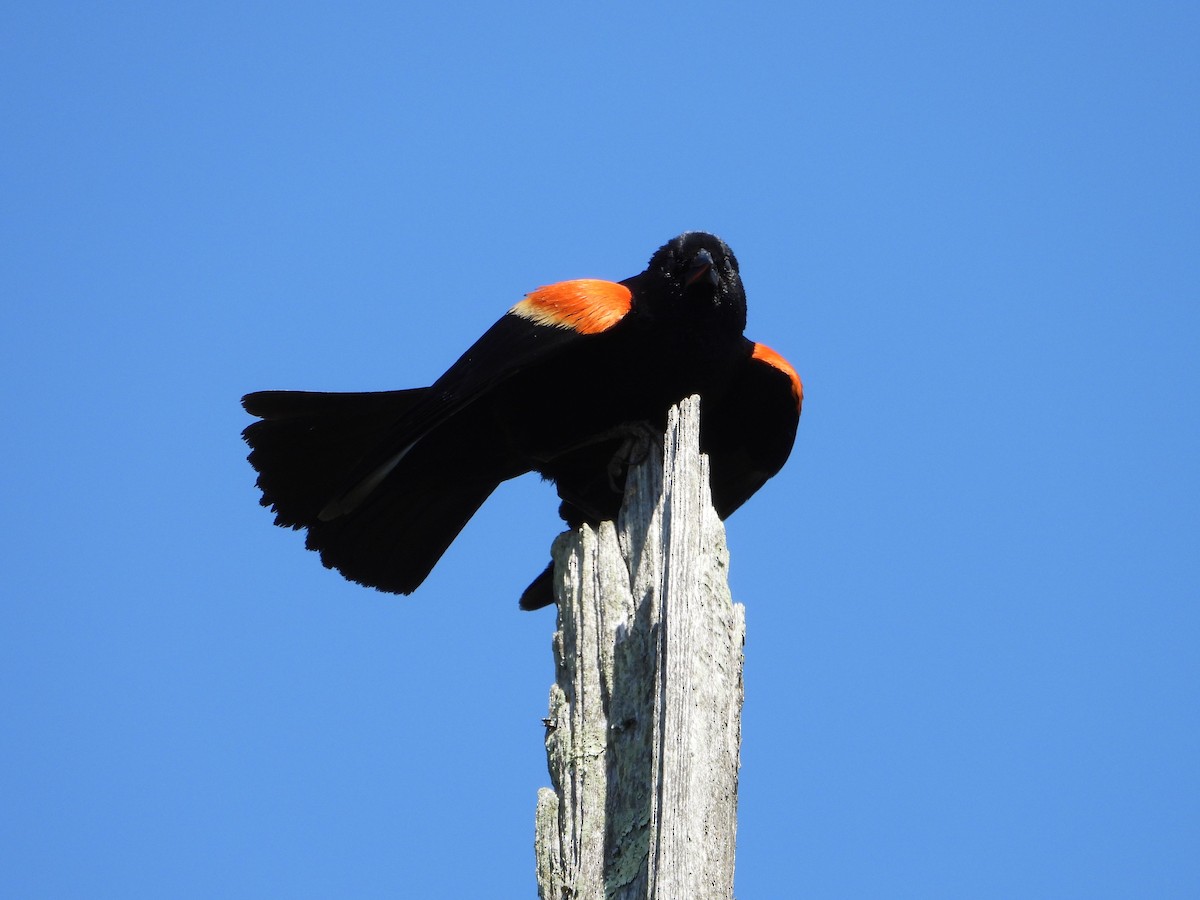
241, 389, 510, 594
242, 389, 428, 528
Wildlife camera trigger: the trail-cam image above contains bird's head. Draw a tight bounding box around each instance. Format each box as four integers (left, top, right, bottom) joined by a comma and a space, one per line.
643, 232, 747, 332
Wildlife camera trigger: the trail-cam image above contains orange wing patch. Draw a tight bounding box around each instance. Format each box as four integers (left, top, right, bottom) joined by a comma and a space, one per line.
752, 343, 804, 412
510, 279, 633, 335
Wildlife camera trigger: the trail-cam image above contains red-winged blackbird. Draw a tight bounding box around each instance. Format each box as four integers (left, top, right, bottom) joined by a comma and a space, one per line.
242, 232, 802, 609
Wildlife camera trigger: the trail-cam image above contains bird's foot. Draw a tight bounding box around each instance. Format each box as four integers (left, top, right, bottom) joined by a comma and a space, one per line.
607, 421, 662, 492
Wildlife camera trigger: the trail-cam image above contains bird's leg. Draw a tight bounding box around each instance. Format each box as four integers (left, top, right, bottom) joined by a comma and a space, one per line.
607, 420, 662, 492
527, 419, 662, 464
539, 420, 665, 523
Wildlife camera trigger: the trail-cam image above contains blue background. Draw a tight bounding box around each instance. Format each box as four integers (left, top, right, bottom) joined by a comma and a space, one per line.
3, 3, 1197, 897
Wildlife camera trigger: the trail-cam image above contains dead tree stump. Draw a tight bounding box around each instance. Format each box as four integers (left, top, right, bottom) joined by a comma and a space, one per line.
535, 396, 745, 900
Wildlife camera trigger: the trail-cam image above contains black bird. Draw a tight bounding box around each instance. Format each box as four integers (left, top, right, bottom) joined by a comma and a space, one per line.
242, 232, 802, 608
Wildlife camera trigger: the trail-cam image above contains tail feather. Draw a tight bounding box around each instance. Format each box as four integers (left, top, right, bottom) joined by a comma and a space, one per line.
518, 562, 555, 610
303, 465, 497, 594
241, 389, 428, 528
241, 388, 516, 595
243, 388, 425, 421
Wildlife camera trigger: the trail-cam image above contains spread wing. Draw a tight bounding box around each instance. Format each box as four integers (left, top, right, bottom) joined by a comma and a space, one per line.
241, 278, 638, 594
312, 278, 637, 519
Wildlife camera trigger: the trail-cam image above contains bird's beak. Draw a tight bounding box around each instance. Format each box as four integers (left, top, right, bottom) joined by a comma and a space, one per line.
685, 249, 718, 288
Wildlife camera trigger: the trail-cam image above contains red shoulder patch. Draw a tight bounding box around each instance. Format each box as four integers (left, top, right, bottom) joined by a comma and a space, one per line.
510, 279, 632, 335
752, 343, 804, 412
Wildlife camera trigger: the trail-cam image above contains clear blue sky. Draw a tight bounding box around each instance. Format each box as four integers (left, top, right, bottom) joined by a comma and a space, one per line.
3, 3, 1197, 897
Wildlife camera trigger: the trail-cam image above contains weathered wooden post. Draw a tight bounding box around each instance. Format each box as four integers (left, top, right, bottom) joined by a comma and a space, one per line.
534, 396, 745, 900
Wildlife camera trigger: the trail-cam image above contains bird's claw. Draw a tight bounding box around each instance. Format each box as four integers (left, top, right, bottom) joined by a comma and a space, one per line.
607, 421, 662, 492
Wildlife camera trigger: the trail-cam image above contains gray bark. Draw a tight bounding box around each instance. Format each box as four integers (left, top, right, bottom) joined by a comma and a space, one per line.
535, 396, 745, 900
